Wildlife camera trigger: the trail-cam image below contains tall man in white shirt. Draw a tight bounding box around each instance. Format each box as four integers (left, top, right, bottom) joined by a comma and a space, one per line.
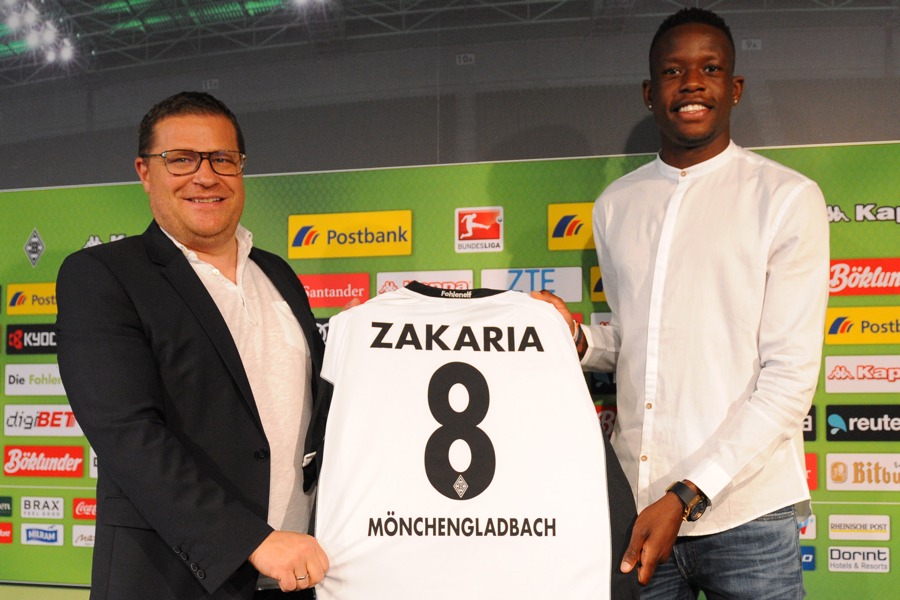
57, 92, 330, 599
535, 8, 829, 599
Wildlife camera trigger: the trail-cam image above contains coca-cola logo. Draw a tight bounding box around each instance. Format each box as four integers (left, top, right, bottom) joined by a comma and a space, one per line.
830, 258, 900, 296
3, 446, 84, 478
73, 498, 97, 520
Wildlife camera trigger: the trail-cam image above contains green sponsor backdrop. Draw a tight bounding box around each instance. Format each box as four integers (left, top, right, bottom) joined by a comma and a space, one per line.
1, 142, 897, 596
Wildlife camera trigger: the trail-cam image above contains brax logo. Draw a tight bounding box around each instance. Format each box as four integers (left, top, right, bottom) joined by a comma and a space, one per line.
21, 496, 64, 519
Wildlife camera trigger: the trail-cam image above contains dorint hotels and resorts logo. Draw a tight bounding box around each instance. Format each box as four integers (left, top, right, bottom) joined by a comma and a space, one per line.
825, 307, 900, 345
455, 207, 503, 253
376, 270, 473, 295
826, 453, 900, 491
830, 258, 900, 296
298, 273, 370, 309
6, 283, 57, 315
828, 546, 890, 573
826, 355, 900, 393
4, 445, 85, 478
547, 203, 594, 251
288, 210, 412, 259
6, 323, 57, 355
826, 405, 900, 442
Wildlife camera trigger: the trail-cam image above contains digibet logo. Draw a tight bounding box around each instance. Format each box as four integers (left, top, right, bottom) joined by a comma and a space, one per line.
803, 406, 816, 442
288, 211, 412, 259
825, 307, 900, 345
4, 404, 83, 437
455, 207, 503, 253
6, 283, 57, 316
826, 405, 900, 441
6, 324, 57, 355
547, 203, 594, 251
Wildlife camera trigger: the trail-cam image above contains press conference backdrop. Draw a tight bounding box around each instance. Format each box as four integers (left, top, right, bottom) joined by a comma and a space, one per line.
1, 142, 898, 597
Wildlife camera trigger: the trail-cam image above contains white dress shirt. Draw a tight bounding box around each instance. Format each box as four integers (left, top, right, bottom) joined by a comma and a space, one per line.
582, 142, 829, 535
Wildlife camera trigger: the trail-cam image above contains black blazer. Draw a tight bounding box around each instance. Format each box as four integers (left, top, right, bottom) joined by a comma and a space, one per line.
56, 221, 330, 600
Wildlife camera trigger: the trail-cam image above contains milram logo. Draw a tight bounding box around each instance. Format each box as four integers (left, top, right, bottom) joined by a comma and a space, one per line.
288, 211, 412, 259
547, 203, 594, 251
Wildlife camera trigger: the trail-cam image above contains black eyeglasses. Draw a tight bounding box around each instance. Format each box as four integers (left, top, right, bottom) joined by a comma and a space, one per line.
139, 149, 246, 176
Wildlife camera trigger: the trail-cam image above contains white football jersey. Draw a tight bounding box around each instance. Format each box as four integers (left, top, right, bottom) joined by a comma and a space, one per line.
316, 282, 613, 599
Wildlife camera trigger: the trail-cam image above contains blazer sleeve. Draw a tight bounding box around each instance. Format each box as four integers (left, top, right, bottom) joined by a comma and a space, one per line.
56, 247, 273, 594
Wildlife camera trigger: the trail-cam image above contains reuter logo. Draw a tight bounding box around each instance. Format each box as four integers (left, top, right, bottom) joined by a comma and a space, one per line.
73, 498, 97, 520
3, 446, 84, 478
830, 258, 900, 296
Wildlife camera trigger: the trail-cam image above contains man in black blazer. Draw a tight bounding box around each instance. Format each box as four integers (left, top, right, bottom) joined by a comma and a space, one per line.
56, 92, 330, 599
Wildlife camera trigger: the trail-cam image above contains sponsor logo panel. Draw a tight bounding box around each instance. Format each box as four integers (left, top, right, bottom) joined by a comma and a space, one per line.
825, 307, 900, 345
826, 405, 900, 441
21, 523, 64, 546
800, 546, 816, 571
5, 364, 66, 396
0, 495, 12, 517
826, 453, 900, 491
376, 270, 473, 295
6, 283, 57, 316
480, 267, 583, 302
828, 546, 890, 573
72, 525, 95, 547
299, 273, 369, 308
828, 514, 890, 541
799, 514, 817, 540
590, 312, 612, 326
547, 203, 594, 251
830, 258, 900, 296
288, 210, 412, 259
825, 355, 900, 393
89, 447, 98, 479
589, 266, 606, 302
3, 445, 85, 478
0, 523, 12, 544
21, 496, 64, 519
4, 404, 82, 437
803, 406, 816, 442
594, 405, 616, 437
6, 324, 57, 355
805, 453, 818, 491
73, 498, 97, 521
455, 207, 503, 253
828, 204, 900, 224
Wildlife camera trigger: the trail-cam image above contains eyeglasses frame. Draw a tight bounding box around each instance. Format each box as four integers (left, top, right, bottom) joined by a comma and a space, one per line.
138, 149, 247, 176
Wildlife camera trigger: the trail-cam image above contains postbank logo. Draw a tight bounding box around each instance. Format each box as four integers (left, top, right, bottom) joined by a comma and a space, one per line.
288, 210, 412, 259
455, 207, 503, 253
830, 258, 900, 296
299, 273, 369, 309
825, 307, 900, 345
589, 266, 606, 302
7, 283, 57, 316
547, 203, 594, 251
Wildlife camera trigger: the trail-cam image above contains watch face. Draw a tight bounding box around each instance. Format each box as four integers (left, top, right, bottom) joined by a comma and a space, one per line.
687, 499, 708, 521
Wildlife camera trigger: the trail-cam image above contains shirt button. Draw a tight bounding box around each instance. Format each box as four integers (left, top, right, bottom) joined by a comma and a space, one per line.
680, 170, 687, 177
645, 403, 652, 409
641, 455, 648, 462
254, 448, 270, 461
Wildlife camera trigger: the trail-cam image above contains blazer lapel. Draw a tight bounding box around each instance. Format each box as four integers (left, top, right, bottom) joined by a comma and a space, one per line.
141, 222, 264, 431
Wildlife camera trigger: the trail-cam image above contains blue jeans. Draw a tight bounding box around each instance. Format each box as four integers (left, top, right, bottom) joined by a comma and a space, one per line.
640, 505, 805, 600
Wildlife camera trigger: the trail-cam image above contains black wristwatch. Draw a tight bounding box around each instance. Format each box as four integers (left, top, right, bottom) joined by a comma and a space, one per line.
666, 480, 709, 522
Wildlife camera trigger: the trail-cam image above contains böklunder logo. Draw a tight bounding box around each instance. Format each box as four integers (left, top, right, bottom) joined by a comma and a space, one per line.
830, 258, 900, 296
3, 446, 84, 478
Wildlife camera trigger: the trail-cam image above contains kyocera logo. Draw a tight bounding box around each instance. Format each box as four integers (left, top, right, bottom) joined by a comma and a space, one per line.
828, 317, 854, 335
551, 215, 584, 238
292, 225, 320, 247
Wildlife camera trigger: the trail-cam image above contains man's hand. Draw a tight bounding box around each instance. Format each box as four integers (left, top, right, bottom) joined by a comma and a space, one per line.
249, 531, 330, 592
530, 290, 586, 357
620, 492, 684, 585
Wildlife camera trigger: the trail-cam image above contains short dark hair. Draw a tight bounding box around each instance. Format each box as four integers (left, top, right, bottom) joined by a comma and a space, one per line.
137, 91, 245, 156
649, 8, 735, 67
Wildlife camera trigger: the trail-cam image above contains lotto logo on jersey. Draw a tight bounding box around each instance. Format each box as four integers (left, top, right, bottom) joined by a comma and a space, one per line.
7, 283, 57, 315
299, 273, 370, 308
455, 207, 503, 253
547, 203, 594, 251
288, 211, 412, 259
825, 307, 900, 345
589, 266, 606, 302
481, 267, 583, 302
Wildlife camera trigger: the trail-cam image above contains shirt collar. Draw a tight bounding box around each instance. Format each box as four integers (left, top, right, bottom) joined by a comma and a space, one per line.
159, 224, 254, 266
654, 140, 739, 181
